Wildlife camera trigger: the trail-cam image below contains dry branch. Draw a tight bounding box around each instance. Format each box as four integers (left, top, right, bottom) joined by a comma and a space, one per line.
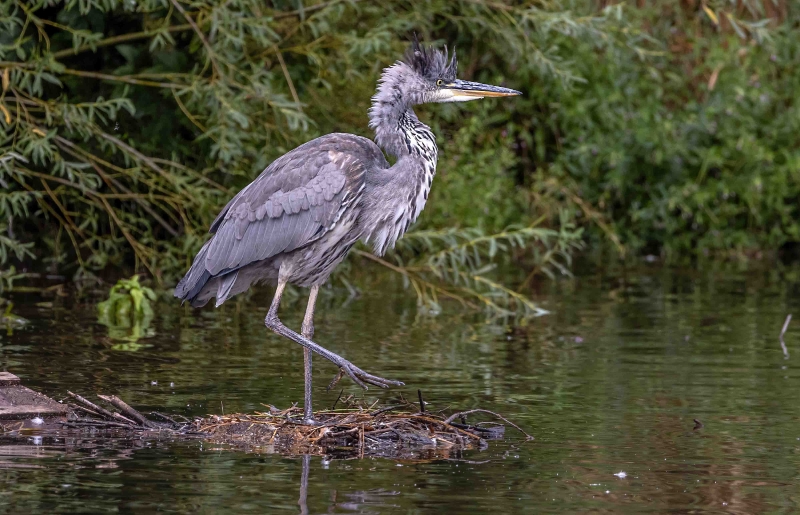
97, 394, 155, 428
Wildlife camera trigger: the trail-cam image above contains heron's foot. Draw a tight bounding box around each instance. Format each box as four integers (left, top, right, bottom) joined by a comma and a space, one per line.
327, 359, 404, 390
286, 416, 319, 426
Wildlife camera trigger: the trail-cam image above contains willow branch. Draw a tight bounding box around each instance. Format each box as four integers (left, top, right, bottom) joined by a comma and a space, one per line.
353, 249, 476, 308
273, 46, 301, 107
171, 89, 208, 133
51, 24, 192, 59
170, 0, 222, 78
98, 195, 155, 275
95, 130, 180, 187
59, 69, 184, 89
88, 161, 180, 237
39, 178, 83, 237
14, 175, 85, 268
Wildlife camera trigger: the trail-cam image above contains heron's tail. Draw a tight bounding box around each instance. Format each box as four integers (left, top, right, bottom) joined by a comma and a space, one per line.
174, 241, 243, 308
174, 241, 214, 307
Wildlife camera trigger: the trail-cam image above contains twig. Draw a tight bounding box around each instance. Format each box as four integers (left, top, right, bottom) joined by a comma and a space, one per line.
780, 314, 792, 359
451, 422, 505, 436
59, 68, 183, 88
418, 389, 425, 413
61, 420, 137, 429
67, 391, 125, 423
273, 46, 301, 108
150, 412, 181, 425
370, 404, 404, 417
112, 412, 140, 426
172, 89, 208, 134
359, 424, 365, 459
97, 394, 154, 428
69, 404, 103, 418
388, 414, 482, 440
444, 409, 534, 440
331, 388, 344, 410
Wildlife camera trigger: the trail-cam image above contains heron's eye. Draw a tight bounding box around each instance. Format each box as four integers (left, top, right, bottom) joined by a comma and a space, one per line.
436, 79, 443, 87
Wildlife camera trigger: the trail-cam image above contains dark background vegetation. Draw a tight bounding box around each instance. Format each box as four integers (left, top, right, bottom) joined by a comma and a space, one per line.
1, 0, 798, 311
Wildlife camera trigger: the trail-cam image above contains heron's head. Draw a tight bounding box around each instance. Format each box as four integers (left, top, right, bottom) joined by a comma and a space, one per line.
400, 38, 521, 104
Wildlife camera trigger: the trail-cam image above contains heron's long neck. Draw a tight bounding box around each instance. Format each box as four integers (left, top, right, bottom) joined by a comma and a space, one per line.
365, 71, 439, 254
370, 105, 438, 166
369, 69, 438, 169
369, 78, 437, 199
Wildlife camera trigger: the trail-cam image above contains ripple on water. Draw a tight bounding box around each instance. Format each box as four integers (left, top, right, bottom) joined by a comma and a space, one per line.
1, 267, 800, 512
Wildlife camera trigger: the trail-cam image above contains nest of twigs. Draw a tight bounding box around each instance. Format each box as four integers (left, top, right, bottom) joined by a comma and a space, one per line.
194, 395, 533, 458
62, 390, 532, 459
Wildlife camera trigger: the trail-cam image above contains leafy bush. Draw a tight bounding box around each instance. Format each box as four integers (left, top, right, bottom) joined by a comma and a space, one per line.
1, 0, 796, 313
1, 0, 631, 314
521, 1, 800, 259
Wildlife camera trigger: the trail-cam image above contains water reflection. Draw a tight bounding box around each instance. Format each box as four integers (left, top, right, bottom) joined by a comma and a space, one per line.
299, 454, 310, 514
297, 456, 404, 514
1, 266, 800, 512
0, 434, 406, 513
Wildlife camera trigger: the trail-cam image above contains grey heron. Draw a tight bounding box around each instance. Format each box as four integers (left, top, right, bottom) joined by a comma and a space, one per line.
175, 38, 520, 423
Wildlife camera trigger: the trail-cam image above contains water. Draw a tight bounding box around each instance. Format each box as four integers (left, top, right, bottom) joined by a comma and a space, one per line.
2, 266, 800, 513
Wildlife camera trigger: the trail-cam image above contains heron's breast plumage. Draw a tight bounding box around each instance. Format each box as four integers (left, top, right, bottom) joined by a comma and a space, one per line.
363, 114, 438, 256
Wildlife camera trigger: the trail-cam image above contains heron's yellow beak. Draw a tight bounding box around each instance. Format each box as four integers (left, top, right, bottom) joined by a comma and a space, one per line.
442, 79, 521, 101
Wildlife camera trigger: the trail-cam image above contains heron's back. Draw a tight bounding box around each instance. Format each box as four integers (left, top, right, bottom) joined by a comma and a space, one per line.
174, 133, 387, 307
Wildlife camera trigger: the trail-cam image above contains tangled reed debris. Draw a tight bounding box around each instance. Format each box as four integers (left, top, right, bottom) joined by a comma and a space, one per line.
62, 391, 531, 458
194, 395, 533, 457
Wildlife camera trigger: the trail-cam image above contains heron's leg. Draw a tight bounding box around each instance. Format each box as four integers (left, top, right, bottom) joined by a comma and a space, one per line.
265, 280, 404, 390
300, 285, 319, 423
266, 279, 287, 320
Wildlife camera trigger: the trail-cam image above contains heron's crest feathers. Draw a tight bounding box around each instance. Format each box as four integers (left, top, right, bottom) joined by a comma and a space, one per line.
404, 36, 457, 83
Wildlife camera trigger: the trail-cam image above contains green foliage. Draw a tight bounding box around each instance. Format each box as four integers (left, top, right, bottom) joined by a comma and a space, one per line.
0, 266, 25, 296
521, 1, 800, 259
0, 299, 29, 333
97, 274, 156, 318
97, 274, 156, 345
358, 218, 584, 316
0, 0, 622, 314
1, 0, 796, 316
423, 105, 524, 231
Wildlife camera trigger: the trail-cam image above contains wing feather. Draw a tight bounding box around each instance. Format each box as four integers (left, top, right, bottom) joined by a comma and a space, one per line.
200, 134, 386, 277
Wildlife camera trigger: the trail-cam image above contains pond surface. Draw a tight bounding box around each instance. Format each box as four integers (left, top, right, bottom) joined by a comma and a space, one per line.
2, 265, 800, 513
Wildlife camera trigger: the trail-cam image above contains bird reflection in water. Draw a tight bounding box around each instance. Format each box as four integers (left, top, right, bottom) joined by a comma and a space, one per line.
297, 454, 401, 514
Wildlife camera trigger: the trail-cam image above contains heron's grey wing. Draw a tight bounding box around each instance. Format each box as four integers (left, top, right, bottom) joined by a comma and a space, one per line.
203, 134, 385, 276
